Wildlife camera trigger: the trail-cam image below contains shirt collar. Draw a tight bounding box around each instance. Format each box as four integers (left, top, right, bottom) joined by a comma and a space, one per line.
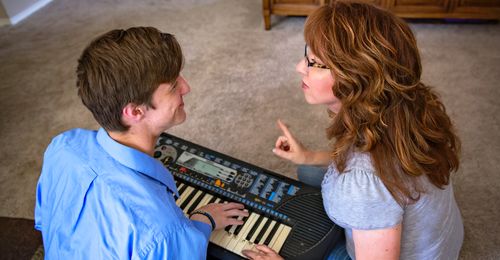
96, 128, 179, 198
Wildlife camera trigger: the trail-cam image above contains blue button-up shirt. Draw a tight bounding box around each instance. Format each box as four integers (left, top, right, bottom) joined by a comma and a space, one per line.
35, 128, 211, 259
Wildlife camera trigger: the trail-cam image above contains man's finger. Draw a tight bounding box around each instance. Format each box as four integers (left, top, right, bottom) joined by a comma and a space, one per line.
225, 218, 245, 226
222, 202, 245, 210
225, 209, 249, 218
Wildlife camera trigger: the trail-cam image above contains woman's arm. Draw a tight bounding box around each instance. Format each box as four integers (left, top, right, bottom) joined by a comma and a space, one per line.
352, 224, 402, 260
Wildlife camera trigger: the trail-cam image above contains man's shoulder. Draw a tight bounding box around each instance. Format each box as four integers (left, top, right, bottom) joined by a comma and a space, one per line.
41, 128, 113, 182
45, 128, 100, 158
49, 128, 97, 148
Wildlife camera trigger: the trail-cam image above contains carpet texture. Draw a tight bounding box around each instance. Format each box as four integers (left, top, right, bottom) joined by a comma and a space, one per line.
0, 0, 499, 259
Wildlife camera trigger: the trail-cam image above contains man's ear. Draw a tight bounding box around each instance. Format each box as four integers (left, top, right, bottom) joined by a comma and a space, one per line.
122, 103, 146, 125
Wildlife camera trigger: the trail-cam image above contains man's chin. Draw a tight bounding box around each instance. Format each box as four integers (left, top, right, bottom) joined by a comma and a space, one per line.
175, 112, 187, 125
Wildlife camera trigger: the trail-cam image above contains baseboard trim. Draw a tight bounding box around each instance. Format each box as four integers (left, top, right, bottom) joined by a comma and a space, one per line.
9, 0, 53, 25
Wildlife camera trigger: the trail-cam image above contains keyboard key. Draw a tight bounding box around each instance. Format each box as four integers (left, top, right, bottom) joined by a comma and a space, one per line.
263, 221, 281, 246
270, 225, 292, 253
254, 218, 273, 244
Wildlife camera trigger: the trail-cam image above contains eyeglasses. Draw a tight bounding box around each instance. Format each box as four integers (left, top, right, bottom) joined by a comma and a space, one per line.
304, 44, 330, 70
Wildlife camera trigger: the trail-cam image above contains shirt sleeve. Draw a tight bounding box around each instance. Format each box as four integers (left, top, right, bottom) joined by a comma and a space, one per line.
191, 219, 212, 238
140, 221, 211, 260
325, 168, 404, 230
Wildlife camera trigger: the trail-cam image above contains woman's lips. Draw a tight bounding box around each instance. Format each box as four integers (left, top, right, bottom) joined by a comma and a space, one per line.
301, 81, 310, 89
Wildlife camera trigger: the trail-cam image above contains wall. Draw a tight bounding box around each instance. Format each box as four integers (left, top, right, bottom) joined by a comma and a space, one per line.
0, 0, 52, 25
0, 2, 8, 26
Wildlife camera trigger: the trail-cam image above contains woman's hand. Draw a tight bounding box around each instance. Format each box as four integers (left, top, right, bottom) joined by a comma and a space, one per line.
242, 244, 284, 260
272, 119, 310, 164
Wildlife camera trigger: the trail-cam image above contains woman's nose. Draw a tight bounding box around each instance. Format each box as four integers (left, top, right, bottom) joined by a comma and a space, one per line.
296, 58, 307, 75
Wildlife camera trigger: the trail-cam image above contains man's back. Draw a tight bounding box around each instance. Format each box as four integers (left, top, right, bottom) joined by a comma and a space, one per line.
35, 128, 211, 259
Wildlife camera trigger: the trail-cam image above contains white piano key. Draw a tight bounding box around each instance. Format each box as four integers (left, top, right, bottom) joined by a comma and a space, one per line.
195, 194, 213, 210
267, 224, 285, 250
232, 217, 267, 256
269, 225, 291, 253
183, 190, 203, 214
176, 186, 194, 206
249, 217, 269, 243
210, 228, 228, 244
255, 220, 276, 245
214, 208, 248, 247
226, 213, 260, 252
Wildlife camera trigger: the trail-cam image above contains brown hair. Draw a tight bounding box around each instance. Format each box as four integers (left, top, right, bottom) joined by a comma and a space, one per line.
76, 27, 183, 131
305, 1, 460, 205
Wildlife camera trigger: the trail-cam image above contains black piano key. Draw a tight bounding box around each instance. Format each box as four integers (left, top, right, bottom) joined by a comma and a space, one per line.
180, 189, 197, 210
234, 215, 250, 236
245, 215, 264, 241
208, 196, 218, 204
254, 218, 272, 244
187, 192, 206, 214
178, 184, 188, 195
264, 222, 281, 246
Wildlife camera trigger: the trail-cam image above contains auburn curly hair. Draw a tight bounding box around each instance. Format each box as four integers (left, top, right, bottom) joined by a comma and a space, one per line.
305, 1, 460, 205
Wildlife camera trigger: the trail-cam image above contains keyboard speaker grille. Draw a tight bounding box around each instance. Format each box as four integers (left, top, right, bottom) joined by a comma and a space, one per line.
277, 193, 340, 259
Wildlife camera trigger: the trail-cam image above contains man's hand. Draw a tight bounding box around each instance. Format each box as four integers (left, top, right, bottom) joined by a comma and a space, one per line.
191, 202, 249, 230
242, 244, 283, 260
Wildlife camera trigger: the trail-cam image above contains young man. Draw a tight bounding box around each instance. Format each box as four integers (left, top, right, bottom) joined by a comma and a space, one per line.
35, 27, 248, 259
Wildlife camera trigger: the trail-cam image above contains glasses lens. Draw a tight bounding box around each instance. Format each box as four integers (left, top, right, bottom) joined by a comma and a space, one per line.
304, 45, 310, 68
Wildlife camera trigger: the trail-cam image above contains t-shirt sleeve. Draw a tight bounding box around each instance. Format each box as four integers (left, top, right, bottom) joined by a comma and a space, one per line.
325, 168, 403, 230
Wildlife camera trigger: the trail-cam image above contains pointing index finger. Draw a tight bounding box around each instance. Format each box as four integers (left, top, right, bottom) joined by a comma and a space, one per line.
277, 119, 293, 139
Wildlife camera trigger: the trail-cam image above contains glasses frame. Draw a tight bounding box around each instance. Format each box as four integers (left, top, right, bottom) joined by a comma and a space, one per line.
304, 44, 330, 70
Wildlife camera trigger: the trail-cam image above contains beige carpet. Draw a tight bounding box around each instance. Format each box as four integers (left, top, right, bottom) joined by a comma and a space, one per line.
0, 0, 499, 259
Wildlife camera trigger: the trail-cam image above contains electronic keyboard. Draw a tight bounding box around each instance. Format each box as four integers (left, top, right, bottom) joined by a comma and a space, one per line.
154, 133, 343, 260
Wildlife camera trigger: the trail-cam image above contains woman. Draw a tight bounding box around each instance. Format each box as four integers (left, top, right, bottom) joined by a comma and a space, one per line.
243, 1, 463, 259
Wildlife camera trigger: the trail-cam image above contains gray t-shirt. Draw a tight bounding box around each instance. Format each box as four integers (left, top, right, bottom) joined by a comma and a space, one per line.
321, 152, 463, 259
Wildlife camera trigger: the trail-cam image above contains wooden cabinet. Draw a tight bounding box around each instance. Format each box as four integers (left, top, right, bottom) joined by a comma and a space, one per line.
450, 0, 500, 19
385, 0, 451, 17
263, 0, 500, 30
262, 0, 326, 30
